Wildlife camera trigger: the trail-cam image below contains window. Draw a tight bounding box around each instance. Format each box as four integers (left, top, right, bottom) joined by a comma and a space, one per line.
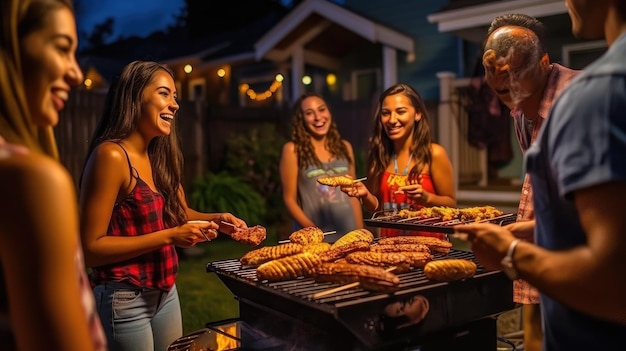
188, 78, 206, 101
562, 40, 607, 69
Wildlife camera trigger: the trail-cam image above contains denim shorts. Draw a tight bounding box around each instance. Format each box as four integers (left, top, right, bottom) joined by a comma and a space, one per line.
94, 282, 182, 351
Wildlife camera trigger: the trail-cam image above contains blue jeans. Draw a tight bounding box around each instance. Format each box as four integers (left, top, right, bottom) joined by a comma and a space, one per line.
94, 282, 183, 351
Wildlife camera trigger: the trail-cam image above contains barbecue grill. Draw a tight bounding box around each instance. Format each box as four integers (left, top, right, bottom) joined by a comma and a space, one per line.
169, 212, 518, 350
197, 248, 513, 351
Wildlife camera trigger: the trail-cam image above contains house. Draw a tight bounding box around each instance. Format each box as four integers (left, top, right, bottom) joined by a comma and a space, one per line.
75, 0, 604, 209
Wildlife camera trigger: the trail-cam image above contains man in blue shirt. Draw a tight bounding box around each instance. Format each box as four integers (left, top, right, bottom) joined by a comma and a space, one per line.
453, 1, 626, 350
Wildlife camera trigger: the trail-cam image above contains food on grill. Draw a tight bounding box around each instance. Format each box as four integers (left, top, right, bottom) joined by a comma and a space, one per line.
330, 228, 375, 249
229, 225, 267, 246
312, 262, 401, 292
423, 259, 477, 281
377, 236, 453, 254
397, 206, 504, 222
240, 243, 303, 266
370, 243, 431, 254
318, 240, 371, 262
398, 251, 434, 268
316, 175, 354, 187
256, 252, 322, 282
344, 251, 411, 272
302, 242, 331, 255
289, 226, 324, 245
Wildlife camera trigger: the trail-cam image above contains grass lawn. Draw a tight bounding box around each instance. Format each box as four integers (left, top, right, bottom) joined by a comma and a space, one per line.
176, 227, 281, 334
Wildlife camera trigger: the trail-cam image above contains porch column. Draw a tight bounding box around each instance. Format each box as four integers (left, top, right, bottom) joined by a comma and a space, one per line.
291, 46, 305, 101
436, 71, 459, 193
382, 45, 397, 90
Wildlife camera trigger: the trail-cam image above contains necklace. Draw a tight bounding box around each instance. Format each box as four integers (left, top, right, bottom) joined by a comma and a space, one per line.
393, 153, 413, 175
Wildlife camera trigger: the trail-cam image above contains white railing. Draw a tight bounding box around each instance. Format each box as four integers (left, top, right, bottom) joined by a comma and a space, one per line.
436, 71, 520, 207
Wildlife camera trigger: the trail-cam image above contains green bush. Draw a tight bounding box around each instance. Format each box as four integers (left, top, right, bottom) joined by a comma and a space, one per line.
222, 124, 287, 223
188, 172, 266, 225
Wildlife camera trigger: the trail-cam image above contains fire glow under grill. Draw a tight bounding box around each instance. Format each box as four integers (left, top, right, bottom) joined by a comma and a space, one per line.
206, 249, 514, 350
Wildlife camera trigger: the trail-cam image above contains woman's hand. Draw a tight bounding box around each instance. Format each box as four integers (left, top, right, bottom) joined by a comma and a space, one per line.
340, 181, 368, 199
217, 213, 248, 234
397, 183, 430, 205
174, 221, 218, 247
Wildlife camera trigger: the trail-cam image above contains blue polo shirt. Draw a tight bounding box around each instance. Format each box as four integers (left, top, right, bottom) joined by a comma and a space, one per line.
525, 33, 626, 351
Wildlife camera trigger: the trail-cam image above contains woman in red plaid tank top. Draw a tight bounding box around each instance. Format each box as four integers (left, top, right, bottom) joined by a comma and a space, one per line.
79, 61, 247, 351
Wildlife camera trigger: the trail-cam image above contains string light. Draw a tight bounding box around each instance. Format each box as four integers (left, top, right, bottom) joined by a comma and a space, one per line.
239, 74, 284, 101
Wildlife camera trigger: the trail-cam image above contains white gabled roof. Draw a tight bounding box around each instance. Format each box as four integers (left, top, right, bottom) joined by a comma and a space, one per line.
427, 0, 567, 33
254, 0, 414, 61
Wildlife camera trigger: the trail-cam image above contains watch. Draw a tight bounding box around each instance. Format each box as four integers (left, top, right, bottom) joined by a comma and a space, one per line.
501, 239, 521, 280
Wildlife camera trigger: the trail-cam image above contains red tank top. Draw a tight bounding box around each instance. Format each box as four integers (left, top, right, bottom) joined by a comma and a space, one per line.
378, 171, 446, 239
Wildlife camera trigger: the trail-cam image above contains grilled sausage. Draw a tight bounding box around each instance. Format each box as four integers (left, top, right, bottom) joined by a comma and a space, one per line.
399, 251, 433, 268
331, 228, 374, 249
240, 243, 303, 266
344, 251, 411, 272
289, 226, 324, 245
423, 259, 477, 281
256, 252, 322, 282
377, 236, 452, 254
370, 243, 431, 254
318, 240, 370, 262
313, 262, 400, 292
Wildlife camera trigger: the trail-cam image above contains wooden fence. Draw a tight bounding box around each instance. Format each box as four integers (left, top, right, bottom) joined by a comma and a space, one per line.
55, 90, 380, 191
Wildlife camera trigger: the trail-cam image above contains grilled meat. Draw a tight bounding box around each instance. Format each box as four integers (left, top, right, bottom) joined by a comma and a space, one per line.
330, 228, 374, 249
302, 242, 331, 255
318, 240, 370, 262
312, 262, 400, 292
377, 236, 452, 254
423, 259, 477, 281
316, 175, 353, 187
230, 225, 266, 246
240, 243, 303, 266
399, 251, 433, 268
344, 251, 411, 272
256, 252, 322, 282
370, 243, 431, 254
289, 226, 324, 245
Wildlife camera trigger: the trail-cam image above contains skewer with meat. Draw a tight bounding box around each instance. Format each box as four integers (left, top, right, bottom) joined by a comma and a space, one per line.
256, 252, 322, 282
228, 225, 267, 246
240, 243, 303, 266
344, 251, 411, 272
318, 240, 370, 262
289, 226, 324, 245
312, 262, 401, 292
316, 175, 354, 187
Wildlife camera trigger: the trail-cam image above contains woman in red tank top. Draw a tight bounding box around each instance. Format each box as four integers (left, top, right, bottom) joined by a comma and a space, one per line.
341, 84, 457, 238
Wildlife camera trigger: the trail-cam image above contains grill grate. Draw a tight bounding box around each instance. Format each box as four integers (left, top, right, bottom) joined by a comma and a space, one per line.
365, 212, 516, 233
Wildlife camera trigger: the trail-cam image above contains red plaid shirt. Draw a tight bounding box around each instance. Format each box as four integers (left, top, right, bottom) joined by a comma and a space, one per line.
90, 177, 178, 291
510, 63, 580, 304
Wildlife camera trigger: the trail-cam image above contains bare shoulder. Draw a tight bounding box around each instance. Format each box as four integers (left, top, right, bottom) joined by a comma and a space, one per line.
0, 153, 75, 224
0, 153, 72, 191
282, 141, 296, 153
430, 143, 450, 159
90, 141, 128, 164
342, 139, 354, 152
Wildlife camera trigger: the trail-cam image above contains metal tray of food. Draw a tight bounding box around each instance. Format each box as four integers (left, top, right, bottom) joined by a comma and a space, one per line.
364, 206, 516, 234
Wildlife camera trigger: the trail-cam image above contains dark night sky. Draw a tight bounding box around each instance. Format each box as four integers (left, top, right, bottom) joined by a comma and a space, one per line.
76, 0, 186, 43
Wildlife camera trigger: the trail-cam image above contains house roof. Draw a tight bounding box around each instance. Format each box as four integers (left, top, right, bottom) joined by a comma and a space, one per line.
254, 0, 415, 69
428, 0, 567, 42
